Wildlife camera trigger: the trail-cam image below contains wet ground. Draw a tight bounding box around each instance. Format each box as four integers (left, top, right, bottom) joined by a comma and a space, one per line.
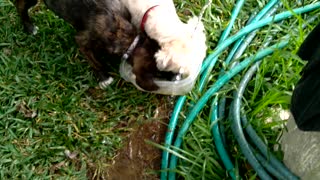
105, 97, 172, 180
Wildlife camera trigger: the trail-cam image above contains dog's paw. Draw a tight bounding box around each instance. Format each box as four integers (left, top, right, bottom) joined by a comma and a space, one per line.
31, 26, 39, 35
155, 43, 192, 74
24, 24, 39, 35
155, 37, 206, 75
99, 77, 114, 89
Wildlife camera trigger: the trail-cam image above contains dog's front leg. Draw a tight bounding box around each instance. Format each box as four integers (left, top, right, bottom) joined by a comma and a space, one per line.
15, 0, 39, 35
75, 32, 114, 89
77, 45, 114, 89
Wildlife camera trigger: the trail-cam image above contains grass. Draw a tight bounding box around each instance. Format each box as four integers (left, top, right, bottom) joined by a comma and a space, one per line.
170, 0, 320, 179
0, 0, 164, 179
0, 0, 319, 179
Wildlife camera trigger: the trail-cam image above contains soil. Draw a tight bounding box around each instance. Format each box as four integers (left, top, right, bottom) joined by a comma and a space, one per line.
83, 87, 174, 180
105, 96, 173, 180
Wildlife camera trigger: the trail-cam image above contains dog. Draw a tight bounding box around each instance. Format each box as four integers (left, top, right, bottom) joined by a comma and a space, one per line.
14, 0, 171, 91
119, 0, 207, 75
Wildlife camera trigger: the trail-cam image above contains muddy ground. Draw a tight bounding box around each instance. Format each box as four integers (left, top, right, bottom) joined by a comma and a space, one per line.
105, 96, 173, 180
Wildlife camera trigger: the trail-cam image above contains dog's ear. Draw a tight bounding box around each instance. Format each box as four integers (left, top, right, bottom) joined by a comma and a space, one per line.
297, 22, 320, 61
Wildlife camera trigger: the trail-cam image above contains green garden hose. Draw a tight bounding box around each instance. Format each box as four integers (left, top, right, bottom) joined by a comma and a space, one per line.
161, 1, 320, 180
168, 40, 289, 180
231, 60, 298, 179
201, 2, 320, 73
161, 0, 246, 177
210, 96, 237, 179
230, 14, 319, 179
199, 0, 246, 91
213, 2, 281, 178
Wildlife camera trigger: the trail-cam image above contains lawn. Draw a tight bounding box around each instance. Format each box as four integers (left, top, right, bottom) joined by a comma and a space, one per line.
0, 0, 319, 179
0, 0, 168, 179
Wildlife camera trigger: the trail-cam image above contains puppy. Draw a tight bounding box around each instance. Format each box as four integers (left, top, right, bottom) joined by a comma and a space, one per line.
14, 0, 164, 91
119, 0, 207, 75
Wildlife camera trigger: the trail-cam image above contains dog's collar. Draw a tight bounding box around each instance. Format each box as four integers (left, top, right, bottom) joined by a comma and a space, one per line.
140, 5, 159, 32
122, 35, 140, 61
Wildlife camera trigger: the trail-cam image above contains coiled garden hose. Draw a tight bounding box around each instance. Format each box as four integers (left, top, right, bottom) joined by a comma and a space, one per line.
215, 3, 282, 161
201, 2, 320, 73
198, 0, 246, 91
230, 14, 319, 180
161, 0, 246, 177
214, 2, 282, 178
210, 96, 237, 179
161, 1, 320, 180
230, 60, 298, 179
168, 40, 289, 180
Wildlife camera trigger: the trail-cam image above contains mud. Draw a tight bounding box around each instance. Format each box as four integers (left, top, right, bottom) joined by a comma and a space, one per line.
105, 97, 172, 180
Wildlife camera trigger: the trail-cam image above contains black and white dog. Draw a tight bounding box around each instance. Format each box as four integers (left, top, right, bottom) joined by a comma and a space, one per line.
14, 0, 175, 91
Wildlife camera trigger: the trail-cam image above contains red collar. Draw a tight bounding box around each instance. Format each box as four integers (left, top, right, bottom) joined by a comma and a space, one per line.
140, 5, 159, 32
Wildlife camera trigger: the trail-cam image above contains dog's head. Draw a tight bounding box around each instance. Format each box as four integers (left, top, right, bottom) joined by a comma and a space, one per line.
154, 16, 207, 75
127, 33, 161, 91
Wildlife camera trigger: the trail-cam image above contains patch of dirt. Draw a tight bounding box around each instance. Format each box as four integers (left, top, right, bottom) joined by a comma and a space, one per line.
85, 87, 106, 100
105, 97, 173, 180
16, 101, 37, 118
2, 47, 12, 56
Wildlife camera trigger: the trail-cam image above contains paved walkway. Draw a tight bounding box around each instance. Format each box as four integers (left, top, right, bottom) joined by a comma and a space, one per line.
281, 115, 320, 179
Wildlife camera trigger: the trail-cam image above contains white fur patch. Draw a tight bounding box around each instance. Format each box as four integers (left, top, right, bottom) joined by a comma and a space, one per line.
154, 16, 207, 74
32, 26, 39, 35
120, 0, 207, 75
